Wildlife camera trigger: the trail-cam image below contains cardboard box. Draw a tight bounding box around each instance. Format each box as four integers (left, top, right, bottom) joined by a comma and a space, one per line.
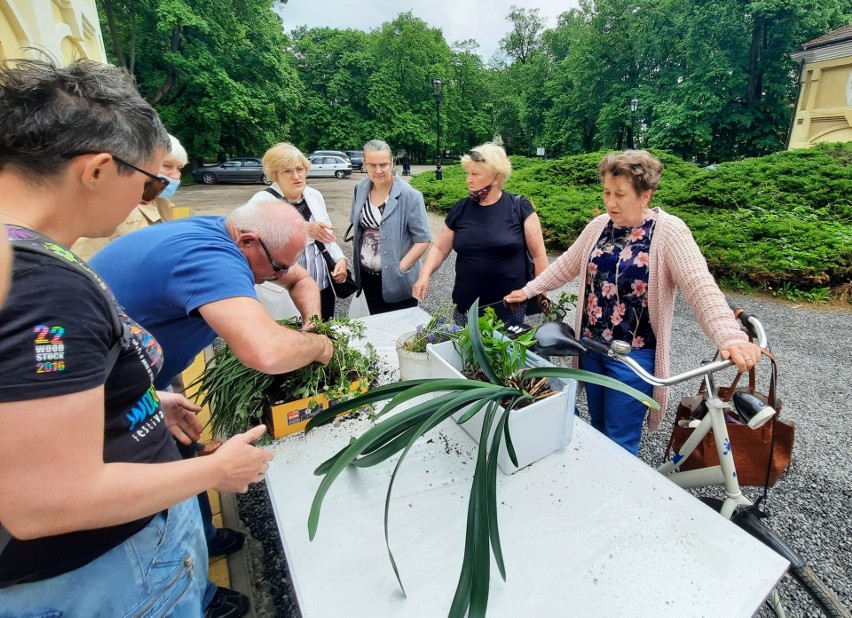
264, 381, 366, 439
426, 341, 577, 474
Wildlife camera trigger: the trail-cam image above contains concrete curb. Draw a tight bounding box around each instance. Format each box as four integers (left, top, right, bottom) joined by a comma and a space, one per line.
220, 492, 257, 618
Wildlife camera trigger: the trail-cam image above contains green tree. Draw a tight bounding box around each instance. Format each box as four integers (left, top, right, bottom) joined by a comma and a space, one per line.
365, 12, 452, 160
288, 26, 373, 151
443, 40, 492, 153
499, 5, 545, 65
98, 0, 300, 159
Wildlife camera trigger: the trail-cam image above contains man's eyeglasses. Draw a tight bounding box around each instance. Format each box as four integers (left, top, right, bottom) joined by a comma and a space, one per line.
63, 151, 169, 202
365, 162, 392, 171
467, 150, 486, 163
256, 236, 291, 281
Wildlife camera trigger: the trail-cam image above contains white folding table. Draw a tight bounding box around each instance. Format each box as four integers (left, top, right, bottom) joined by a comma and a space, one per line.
265, 308, 788, 617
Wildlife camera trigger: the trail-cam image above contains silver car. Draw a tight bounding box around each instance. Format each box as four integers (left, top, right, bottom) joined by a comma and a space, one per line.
308, 155, 353, 179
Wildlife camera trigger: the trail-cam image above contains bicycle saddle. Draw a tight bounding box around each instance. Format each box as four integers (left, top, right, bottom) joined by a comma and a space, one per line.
533, 321, 586, 357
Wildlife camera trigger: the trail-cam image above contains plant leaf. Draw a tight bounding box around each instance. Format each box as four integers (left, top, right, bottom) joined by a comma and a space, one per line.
378, 388, 500, 595
524, 367, 661, 410
376, 379, 497, 420
487, 405, 512, 581
455, 387, 516, 424
468, 401, 497, 617
312, 391, 463, 475
467, 299, 501, 385
308, 403, 444, 539
305, 379, 433, 431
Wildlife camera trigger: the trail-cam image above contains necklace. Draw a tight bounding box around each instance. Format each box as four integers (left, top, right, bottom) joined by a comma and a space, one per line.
0, 209, 36, 230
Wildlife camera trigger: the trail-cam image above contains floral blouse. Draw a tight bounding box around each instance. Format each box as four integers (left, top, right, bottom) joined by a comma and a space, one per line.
582, 213, 658, 349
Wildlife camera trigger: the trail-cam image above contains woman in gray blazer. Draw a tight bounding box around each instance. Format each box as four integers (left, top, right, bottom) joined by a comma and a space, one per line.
350, 139, 431, 314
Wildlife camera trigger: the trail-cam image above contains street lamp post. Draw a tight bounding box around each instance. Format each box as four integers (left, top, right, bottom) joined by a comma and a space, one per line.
432, 77, 443, 180
629, 97, 639, 149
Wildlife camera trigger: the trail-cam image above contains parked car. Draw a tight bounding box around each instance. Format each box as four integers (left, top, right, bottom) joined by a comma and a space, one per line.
345, 150, 365, 172
308, 150, 350, 163
191, 157, 271, 185
307, 155, 353, 179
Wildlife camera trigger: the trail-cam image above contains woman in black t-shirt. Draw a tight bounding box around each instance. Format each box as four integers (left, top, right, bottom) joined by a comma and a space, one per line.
0, 59, 271, 617
413, 142, 549, 326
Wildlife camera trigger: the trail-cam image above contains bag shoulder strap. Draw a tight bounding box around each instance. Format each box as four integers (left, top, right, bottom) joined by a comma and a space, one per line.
6, 226, 130, 372
264, 187, 283, 200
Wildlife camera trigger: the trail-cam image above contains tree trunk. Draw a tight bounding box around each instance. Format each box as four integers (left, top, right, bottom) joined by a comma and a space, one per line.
101, 0, 127, 68
148, 26, 182, 106
746, 16, 764, 104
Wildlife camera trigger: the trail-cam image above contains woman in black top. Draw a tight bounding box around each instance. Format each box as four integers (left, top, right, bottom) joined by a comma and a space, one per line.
413, 142, 548, 326
0, 59, 270, 617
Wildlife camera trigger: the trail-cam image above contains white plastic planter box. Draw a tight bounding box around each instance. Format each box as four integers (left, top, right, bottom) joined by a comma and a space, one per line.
426, 340, 577, 474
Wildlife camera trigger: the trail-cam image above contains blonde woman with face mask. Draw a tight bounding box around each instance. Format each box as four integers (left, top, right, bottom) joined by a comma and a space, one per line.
413, 142, 548, 327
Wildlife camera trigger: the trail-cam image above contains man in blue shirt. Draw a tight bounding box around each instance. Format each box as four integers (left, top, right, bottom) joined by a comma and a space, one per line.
92, 199, 332, 390
92, 198, 333, 617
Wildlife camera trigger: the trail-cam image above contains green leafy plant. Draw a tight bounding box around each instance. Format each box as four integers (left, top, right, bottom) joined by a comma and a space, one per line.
770, 282, 832, 304
400, 305, 461, 353
305, 300, 659, 617
454, 307, 537, 389
411, 148, 852, 300
189, 316, 379, 439
542, 291, 577, 321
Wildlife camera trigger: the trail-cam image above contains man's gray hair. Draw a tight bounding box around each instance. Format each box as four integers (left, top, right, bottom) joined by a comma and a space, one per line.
0, 59, 170, 179
228, 199, 298, 252
363, 139, 393, 158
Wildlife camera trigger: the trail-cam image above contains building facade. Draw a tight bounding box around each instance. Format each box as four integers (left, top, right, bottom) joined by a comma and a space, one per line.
1, 0, 106, 63
788, 24, 852, 148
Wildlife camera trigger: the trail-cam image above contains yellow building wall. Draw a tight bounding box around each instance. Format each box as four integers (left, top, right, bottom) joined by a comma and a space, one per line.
789, 55, 852, 148
0, 0, 106, 63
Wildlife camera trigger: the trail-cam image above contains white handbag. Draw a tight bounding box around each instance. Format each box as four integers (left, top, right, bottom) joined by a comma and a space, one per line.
348, 290, 370, 318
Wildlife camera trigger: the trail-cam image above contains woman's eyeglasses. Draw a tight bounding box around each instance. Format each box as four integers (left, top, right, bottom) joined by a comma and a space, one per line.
467, 150, 486, 163
63, 151, 169, 202
112, 156, 170, 202
365, 162, 392, 171
256, 236, 291, 281
280, 166, 307, 177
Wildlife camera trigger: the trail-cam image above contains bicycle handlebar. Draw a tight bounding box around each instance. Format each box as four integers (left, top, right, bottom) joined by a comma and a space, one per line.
577, 311, 768, 389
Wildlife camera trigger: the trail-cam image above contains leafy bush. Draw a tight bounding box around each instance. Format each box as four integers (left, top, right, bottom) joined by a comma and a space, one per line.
190, 317, 379, 439
411, 147, 852, 295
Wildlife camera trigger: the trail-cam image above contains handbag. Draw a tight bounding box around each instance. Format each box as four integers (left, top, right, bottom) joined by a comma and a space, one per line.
510, 193, 547, 316
664, 346, 794, 487
320, 248, 358, 299
348, 288, 370, 318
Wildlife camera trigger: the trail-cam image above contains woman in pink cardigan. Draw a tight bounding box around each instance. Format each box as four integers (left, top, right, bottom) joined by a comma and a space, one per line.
505, 150, 760, 455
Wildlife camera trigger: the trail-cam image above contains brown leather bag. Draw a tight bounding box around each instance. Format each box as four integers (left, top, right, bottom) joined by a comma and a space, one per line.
664, 349, 794, 487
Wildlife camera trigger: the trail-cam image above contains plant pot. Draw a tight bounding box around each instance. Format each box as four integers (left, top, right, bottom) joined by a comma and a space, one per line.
427, 340, 577, 474
396, 332, 432, 381
264, 381, 367, 439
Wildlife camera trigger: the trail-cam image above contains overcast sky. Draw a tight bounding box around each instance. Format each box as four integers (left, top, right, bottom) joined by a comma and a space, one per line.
278, 1, 581, 61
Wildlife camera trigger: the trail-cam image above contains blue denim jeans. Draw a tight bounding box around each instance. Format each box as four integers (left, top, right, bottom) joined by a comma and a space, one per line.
0, 498, 207, 618
580, 348, 656, 456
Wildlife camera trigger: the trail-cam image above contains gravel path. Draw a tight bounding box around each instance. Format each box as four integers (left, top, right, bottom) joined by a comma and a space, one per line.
230, 183, 851, 616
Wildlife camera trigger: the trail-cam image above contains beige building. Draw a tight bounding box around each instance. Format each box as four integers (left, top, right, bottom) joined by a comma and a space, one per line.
0, 0, 106, 63
789, 24, 852, 148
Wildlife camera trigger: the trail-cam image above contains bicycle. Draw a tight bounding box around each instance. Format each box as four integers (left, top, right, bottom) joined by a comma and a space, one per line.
531, 308, 851, 618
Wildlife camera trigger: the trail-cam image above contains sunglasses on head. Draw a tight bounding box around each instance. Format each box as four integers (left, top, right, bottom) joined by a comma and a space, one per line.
63, 151, 169, 202
468, 150, 486, 163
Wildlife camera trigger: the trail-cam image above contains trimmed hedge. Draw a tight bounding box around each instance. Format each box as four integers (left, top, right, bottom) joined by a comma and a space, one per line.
410, 146, 852, 291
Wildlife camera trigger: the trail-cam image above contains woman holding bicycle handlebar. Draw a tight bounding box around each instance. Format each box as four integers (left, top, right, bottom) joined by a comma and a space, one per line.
505, 150, 760, 455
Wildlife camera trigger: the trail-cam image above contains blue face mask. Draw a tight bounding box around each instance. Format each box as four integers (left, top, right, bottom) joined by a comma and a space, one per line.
159, 177, 180, 198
